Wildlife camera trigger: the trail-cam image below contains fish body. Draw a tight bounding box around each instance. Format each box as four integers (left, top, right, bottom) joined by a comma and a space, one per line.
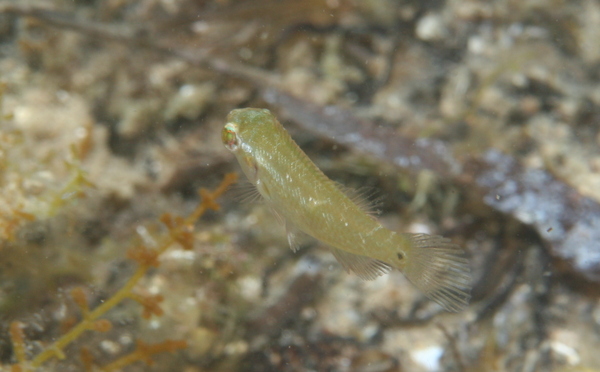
222, 108, 471, 311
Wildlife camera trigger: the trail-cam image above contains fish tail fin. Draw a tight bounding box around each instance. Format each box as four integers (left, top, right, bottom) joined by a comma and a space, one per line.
400, 233, 471, 312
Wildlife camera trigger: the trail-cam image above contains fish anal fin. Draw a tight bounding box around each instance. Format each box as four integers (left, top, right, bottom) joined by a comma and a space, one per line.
330, 247, 391, 280
334, 182, 382, 217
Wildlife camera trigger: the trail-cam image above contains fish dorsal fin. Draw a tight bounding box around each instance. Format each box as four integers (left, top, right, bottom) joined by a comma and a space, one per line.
334, 182, 382, 217
330, 247, 391, 280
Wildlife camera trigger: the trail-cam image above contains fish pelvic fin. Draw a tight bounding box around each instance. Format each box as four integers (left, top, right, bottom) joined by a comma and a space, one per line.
331, 247, 392, 280
400, 233, 471, 312
285, 219, 310, 252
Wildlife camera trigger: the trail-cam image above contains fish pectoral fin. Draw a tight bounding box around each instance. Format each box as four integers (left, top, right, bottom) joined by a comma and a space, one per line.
330, 247, 391, 281
232, 181, 264, 204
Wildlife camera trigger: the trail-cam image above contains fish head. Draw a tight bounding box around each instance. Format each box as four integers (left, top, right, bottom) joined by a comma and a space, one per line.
222, 108, 276, 183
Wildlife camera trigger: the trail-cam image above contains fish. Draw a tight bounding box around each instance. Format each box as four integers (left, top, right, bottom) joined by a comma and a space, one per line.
222, 108, 471, 312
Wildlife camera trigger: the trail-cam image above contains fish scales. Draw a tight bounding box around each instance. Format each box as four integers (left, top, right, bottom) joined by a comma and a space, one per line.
222, 108, 471, 312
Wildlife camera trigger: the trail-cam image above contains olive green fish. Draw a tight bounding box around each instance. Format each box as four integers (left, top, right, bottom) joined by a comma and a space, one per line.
222, 108, 471, 311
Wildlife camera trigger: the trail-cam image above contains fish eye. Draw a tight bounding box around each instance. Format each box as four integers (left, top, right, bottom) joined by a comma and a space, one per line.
222, 123, 239, 151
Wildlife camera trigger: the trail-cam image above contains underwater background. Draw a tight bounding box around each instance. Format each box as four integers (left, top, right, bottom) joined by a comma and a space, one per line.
1, 0, 600, 371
